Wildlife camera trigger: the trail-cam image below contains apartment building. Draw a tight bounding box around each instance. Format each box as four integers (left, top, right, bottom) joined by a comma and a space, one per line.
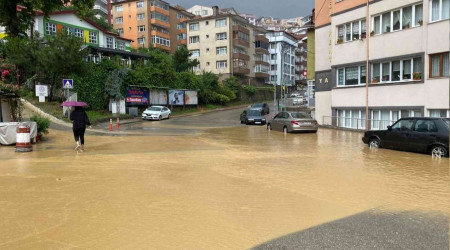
187, 5, 214, 17
315, 0, 449, 129
266, 32, 298, 87
294, 34, 308, 88
93, 0, 109, 19
111, 0, 193, 52
186, 7, 270, 84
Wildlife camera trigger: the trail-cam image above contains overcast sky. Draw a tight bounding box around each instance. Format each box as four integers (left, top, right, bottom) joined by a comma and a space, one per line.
167, 0, 315, 19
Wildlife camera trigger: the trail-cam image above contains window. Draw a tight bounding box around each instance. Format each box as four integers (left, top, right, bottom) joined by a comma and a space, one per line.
430, 52, 450, 77
89, 32, 98, 44
336, 66, 366, 86
138, 37, 145, 44
216, 32, 227, 40
216, 60, 227, 69
270, 43, 276, 49
414, 120, 438, 132
189, 36, 200, 43
233, 59, 247, 67
45, 22, 56, 35
270, 75, 277, 81
138, 25, 145, 32
193, 64, 201, 71
337, 19, 366, 43
233, 47, 247, 55
115, 5, 123, 12
177, 13, 185, 19
116, 17, 123, 24
216, 19, 227, 27
372, 3, 423, 35
106, 37, 114, 49
137, 13, 145, 20
137, 1, 144, 8
254, 64, 269, 73
202, 10, 208, 16
150, 0, 169, 10
72, 28, 83, 38
177, 23, 186, 29
430, 0, 450, 22
151, 12, 169, 23
429, 109, 450, 117
177, 33, 187, 40
116, 28, 123, 35
234, 31, 249, 41
271, 65, 277, 71
190, 50, 200, 57
216, 47, 227, 55
271, 54, 277, 60
392, 119, 414, 131
372, 57, 423, 83
189, 23, 199, 31
151, 35, 170, 46
116, 41, 125, 51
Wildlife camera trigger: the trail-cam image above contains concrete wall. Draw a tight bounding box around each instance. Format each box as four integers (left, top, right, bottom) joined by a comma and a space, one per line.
315, 91, 332, 123
0, 98, 11, 122
306, 29, 316, 80
315, 26, 332, 71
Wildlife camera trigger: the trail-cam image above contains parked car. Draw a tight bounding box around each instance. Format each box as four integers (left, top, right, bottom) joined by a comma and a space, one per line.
267, 111, 318, 133
251, 103, 270, 115
293, 96, 304, 105
240, 109, 267, 125
142, 106, 171, 121
290, 93, 301, 98
362, 117, 449, 157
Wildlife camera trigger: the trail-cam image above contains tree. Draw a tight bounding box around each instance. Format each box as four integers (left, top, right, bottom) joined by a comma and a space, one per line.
0, 0, 94, 37
105, 68, 128, 117
173, 45, 199, 72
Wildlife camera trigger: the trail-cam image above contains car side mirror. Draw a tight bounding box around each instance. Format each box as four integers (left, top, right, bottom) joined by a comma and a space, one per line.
387, 126, 392, 131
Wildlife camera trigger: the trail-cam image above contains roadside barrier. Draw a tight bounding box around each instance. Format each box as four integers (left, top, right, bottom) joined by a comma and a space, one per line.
110, 119, 113, 131
117, 117, 120, 130
15, 125, 32, 152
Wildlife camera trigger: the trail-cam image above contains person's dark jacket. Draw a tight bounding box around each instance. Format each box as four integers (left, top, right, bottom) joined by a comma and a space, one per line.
70, 108, 91, 129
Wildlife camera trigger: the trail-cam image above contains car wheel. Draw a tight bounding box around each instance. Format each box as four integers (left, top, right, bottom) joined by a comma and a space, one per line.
167, 114, 170, 119
369, 138, 381, 148
158, 115, 162, 121
431, 145, 448, 158
245, 120, 249, 125
240, 120, 244, 124
283, 126, 288, 133
267, 124, 272, 130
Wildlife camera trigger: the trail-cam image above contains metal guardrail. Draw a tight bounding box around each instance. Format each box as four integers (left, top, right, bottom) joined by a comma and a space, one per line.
322, 116, 396, 131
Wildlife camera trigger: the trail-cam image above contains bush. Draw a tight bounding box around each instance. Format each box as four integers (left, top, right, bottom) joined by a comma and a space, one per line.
30, 114, 50, 135
243, 85, 256, 95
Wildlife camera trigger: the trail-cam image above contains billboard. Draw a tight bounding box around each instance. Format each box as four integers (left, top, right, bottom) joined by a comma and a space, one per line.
168, 90, 184, 106
184, 91, 198, 105
149, 90, 168, 105
126, 87, 149, 106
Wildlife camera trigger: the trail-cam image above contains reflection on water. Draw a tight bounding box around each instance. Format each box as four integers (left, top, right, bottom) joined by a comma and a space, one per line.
0, 127, 448, 249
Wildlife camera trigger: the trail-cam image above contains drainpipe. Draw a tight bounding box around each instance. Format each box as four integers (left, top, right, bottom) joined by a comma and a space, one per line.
365, 0, 370, 130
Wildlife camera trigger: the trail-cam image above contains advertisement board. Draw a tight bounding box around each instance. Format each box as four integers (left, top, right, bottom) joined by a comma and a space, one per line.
126, 87, 149, 106
168, 90, 184, 106
184, 91, 198, 105
149, 90, 168, 105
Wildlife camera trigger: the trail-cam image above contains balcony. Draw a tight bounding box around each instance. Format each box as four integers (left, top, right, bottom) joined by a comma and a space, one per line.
151, 30, 170, 39
255, 72, 269, 78
255, 47, 269, 55
177, 28, 187, 34
232, 25, 250, 35
233, 67, 250, 75
180, 39, 187, 45
254, 60, 270, 67
150, 6, 169, 16
152, 43, 170, 51
233, 38, 250, 48
255, 35, 269, 43
233, 53, 250, 61
151, 19, 170, 28
179, 18, 187, 23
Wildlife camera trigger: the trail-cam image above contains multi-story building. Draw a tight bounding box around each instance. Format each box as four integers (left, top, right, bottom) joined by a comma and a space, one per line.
93, 0, 109, 19
186, 7, 270, 84
294, 34, 308, 90
305, 10, 316, 108
314, 0, 449, 129
187, 5, 214, 17
266, 31, 298, 88
111, 0, 193, 52
239, 14, 257, 25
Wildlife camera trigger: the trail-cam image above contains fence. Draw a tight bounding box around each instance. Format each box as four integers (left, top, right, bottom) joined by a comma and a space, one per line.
322, 116, 397, 131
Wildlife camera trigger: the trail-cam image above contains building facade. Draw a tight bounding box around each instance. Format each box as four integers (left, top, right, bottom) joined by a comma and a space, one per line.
93, 0, 109, 19
186, 8, 270, 83
266, 32, 298, 87
315, 0, 449, 129
187, 5, 214, 17
294, 34, 308, 90
111, 0, 192, 52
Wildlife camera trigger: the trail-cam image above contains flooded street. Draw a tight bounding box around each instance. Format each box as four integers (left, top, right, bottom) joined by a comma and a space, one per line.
0, 108, 448, 249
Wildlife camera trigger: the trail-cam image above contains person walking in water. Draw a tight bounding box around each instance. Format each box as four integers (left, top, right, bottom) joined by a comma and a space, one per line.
70, 106, 91, 152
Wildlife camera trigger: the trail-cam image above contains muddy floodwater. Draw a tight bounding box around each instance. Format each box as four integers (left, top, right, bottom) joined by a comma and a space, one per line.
0, 125, 448, 249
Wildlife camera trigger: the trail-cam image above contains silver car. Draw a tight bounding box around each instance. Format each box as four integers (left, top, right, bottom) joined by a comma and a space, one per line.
267, 111, 318, 133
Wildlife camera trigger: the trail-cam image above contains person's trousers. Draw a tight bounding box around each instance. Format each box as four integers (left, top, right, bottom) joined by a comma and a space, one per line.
73, 127, 86, 145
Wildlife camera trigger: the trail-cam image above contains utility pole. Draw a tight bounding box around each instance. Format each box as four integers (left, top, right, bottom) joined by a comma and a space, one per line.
365, 0, 370, 130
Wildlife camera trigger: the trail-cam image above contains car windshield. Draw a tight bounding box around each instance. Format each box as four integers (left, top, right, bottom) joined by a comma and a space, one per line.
443, 118, 449, 127
252, 103, 263, 108
147, 107, 162, 111
248, 110, 262, 116
290, 112, 311, 119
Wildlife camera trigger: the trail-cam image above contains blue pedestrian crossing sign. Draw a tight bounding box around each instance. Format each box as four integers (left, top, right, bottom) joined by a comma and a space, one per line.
62, 79, 74, 89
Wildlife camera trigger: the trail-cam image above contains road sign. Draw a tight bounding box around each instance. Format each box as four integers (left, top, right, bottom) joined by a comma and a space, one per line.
35, 85, 48, 97
62, 79, 74, 89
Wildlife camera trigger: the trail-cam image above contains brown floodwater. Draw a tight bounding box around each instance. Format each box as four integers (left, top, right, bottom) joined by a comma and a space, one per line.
0, 126, 448, 249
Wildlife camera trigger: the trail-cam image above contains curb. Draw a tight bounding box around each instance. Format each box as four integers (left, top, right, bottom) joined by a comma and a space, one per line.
21, 99, 72, 127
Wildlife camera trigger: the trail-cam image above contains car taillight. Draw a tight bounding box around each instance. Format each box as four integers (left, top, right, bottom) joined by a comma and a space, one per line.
291, 121, 299, 125
314, 121, 318, 126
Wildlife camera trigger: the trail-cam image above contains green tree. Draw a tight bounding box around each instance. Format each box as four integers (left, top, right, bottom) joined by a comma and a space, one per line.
173, 45, 199, 72
105, 68, 128, 117
0, 0, 94, 38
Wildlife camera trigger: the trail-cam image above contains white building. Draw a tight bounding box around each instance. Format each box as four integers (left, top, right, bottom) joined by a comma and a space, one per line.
266, 31, 298, 86
187, 5, 214, 17
315, 0, 449, 129
93, 0, 109, 19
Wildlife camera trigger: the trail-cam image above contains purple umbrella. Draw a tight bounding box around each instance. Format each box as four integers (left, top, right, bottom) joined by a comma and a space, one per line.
61, 101, 88, 107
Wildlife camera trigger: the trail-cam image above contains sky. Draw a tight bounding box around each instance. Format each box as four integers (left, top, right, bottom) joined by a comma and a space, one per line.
167, 0, 315, 19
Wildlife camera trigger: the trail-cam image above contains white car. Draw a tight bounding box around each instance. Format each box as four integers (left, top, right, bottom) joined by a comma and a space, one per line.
142, 106, 171, 121
290, 93, 301, 98
293, 96, 304, 105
